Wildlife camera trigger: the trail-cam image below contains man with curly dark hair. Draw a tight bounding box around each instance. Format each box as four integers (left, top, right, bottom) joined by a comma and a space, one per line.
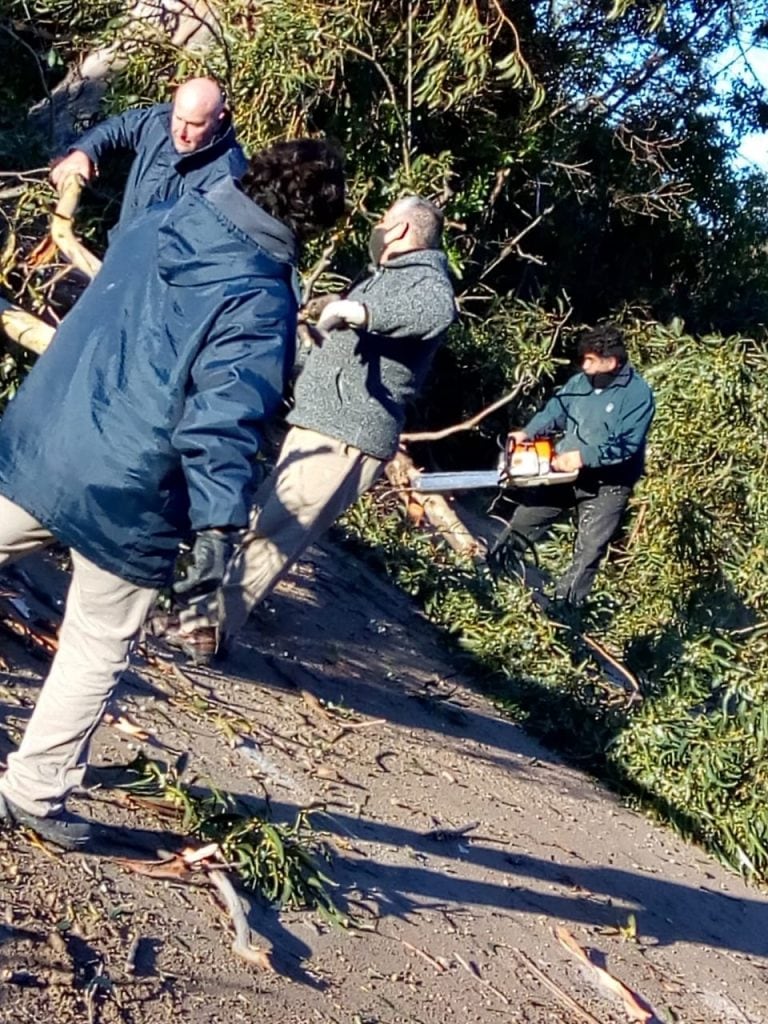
495, 324, 655, 608
0, 138, 345, 850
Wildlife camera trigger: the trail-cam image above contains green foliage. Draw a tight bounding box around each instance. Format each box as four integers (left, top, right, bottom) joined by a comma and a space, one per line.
341, 317, 768, 882
4, 0, 768, 329
0, 0, 123, 149
115, 754, 346, 922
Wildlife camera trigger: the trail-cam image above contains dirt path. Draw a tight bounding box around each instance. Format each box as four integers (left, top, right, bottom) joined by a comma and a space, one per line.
1, 540, 767, 1024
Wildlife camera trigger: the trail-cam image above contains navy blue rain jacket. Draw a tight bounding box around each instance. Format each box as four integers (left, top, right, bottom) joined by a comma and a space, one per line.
75, 103, 248, 234
524, 362, 655, 486
0, 180, 299, 587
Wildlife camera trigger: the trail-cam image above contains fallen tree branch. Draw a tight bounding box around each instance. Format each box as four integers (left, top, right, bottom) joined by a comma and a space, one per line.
0, 304, 55, 355
384, 450, 484, 558
555, 925, 653, 1023
401, 378, 530, 443
513, 946, 603, 1024
1, 173, 100, 354
209, 868, 275, 970
50, 173, 102, 279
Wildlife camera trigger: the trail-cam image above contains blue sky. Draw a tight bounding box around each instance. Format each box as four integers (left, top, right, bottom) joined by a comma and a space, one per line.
717, 43, 768, 173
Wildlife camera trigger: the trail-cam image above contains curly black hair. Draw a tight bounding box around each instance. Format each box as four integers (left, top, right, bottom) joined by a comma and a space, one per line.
241, 138, 345, 241
576, 323, 627, 363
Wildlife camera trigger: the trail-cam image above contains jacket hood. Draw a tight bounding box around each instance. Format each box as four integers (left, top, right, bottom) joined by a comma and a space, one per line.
156, 179, 298, 288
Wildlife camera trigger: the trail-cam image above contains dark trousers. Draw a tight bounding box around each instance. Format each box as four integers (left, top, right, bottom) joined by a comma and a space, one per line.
505, 481, 631, 606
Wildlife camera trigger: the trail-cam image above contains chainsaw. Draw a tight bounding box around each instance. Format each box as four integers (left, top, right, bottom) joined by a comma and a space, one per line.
409, 436, 579, 493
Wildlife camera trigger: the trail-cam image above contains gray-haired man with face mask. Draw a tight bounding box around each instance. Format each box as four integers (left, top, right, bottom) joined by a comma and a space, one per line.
167, 195, 457, 663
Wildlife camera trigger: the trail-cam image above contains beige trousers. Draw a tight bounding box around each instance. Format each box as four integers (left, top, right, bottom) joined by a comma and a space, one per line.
181, 426, 383, 640
0, 495, 157, 816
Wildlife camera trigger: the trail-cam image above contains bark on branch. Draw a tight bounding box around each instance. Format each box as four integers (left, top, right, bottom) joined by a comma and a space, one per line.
50, 174, 102, 279
1, 175, 100, 354
385, 450, 484, 559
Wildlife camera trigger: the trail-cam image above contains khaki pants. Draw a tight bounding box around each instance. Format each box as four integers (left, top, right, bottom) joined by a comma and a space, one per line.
0, 495, 157, 815
181, 426, 383, 640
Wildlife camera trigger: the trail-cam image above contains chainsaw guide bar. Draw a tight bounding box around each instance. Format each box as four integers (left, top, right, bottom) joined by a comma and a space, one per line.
409, 469, 579, 493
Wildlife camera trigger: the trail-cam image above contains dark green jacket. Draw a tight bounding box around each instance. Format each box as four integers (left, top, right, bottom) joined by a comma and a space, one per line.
525, 362, 655, 486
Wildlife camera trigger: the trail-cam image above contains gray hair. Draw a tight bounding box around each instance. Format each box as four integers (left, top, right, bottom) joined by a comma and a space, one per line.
391, 195, 444, 248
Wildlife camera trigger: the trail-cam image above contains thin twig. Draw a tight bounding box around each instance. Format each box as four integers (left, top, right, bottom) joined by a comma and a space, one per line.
401, 378, 530, 442
400, 938, 447, 972
479, 204, 555, 280
513, 947, 603, 1024
301, 240, 338, 304
455, 952, 510, 1005
342, 42, 411, 174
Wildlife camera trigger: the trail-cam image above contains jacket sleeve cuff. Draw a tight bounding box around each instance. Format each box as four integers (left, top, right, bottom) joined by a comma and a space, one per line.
75, 142, 99, 164
578, 444, 608, 468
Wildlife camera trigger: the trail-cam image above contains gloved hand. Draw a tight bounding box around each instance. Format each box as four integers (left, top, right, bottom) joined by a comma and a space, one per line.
316, 299, 367, 332
173, 528, 236, 599
299, 292, 343, 322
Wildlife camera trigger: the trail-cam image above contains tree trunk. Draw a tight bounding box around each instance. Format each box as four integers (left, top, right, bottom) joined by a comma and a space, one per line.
30, 0, 221, 151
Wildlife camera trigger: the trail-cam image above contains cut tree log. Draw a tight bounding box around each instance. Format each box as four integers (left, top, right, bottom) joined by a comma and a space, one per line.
385, 449, 484, 559
1, 175, 100, 354
50, 174, 102, 278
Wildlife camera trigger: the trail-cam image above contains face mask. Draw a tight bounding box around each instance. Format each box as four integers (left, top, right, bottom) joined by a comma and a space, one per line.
368, 225, 388, 265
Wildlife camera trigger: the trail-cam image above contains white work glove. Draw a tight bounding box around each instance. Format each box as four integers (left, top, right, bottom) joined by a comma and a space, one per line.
50, 150, 95, 192
316, 299, 368, 332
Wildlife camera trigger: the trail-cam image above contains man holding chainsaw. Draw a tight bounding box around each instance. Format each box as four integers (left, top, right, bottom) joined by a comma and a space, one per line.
494, 325, 654, 608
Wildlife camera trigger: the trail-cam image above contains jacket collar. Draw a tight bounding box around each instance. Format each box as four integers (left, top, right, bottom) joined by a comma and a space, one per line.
584, 360, 634, 392
609, 361, 633, 387
369, 247, 450, 275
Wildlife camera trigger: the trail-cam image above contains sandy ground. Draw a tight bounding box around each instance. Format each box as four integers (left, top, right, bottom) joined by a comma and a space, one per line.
0, 539, 767, 1024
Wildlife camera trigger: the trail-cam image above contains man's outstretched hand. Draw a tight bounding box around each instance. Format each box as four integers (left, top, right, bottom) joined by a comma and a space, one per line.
316, 300, 367, 332
551, 449, 584, 473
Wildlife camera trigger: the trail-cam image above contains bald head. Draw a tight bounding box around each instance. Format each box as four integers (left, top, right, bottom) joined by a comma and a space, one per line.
171, 77, 227, 154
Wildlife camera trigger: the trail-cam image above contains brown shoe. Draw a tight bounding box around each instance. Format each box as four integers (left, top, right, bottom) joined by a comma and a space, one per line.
160, 621, 217, 667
